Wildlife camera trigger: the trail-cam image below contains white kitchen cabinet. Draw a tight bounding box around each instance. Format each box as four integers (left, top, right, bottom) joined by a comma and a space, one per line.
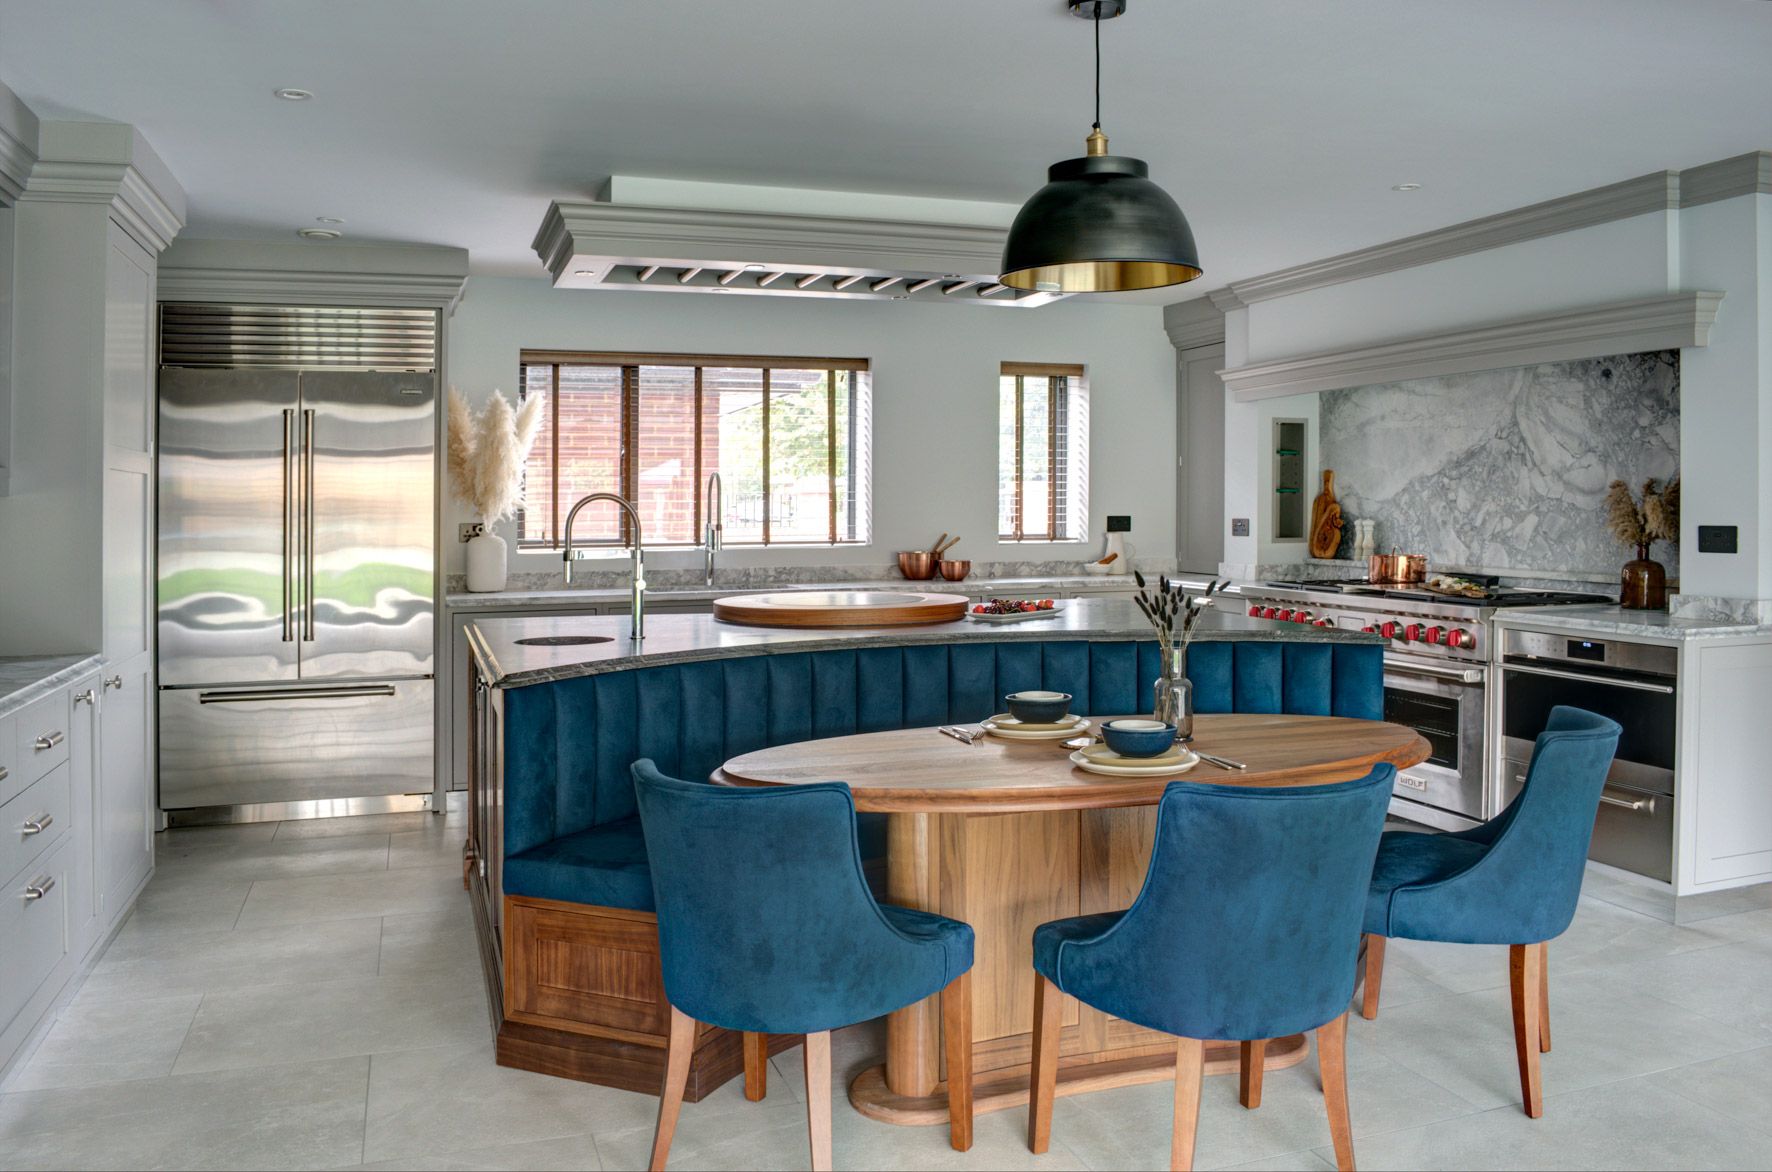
65, 674, 100, 953
97, 663, 153, 920
1682, 637, 1772, 889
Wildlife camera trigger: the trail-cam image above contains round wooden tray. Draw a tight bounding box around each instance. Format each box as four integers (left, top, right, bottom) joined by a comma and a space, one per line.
712, 590, 970, 628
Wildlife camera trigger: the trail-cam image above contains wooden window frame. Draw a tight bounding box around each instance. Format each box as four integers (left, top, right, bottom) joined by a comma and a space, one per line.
999, 362, 1086, 542
517, 350, 867, 549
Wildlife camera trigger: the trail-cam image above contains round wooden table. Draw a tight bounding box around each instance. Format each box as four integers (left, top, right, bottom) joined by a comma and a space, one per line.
713, 712, 1430, 1127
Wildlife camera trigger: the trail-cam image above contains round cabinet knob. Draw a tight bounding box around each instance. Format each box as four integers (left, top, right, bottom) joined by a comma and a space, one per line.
1446, 629, 1474, 649
1378, 621, 1400, 639
1426, 626, 1445, 645
1403, 623, 1424, 642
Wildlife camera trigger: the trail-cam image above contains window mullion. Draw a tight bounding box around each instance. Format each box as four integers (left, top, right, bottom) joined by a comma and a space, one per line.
1014, 375, 1025, 541
692, 366, 703, 540
1047, 376, 1060, 541
549, 363, 561, 547
761, 367, 772, 545
827, 370, 837, 545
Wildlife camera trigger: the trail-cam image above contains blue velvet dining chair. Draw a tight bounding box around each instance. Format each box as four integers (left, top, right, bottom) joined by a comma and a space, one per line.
631, 760, 976, 1172
1360, 705, 1621, 1119
1027, 766, 1397, 1172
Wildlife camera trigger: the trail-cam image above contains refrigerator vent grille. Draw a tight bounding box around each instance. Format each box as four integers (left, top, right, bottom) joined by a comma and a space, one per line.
160, 304, 438, 371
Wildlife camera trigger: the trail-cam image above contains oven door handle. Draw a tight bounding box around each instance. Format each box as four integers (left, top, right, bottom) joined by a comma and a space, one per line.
1503, 660, 1675, 694
1385, 658, 1485, 684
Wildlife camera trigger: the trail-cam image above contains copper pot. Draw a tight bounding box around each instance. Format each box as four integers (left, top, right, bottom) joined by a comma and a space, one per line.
1368, 552, 1426, 584
938, 559, 972, 582
897, 550, 938, 580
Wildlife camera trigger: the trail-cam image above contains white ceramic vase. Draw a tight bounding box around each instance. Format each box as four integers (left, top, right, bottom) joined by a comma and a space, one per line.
465, 530, 508, 592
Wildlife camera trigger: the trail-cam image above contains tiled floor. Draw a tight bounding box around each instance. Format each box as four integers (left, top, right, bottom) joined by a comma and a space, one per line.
3, 810, 1771, 1171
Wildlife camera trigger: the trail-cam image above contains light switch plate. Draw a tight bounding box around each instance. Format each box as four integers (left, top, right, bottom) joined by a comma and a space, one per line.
1697, 525, 1738, 553
1231, 518, 1250, 537
459, 522, 485, 543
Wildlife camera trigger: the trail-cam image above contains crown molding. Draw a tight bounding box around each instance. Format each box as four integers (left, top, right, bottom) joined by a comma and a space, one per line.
158, 240, 470, 311
1163, 297, 1226, 350
0, 120, 34, 205
18, 158, 186, 252
1220, 290, 1722, 401
1679, 151, 1772, 209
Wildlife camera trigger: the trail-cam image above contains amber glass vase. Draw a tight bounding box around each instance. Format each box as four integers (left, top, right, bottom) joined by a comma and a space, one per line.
1619, 544, 1667, 610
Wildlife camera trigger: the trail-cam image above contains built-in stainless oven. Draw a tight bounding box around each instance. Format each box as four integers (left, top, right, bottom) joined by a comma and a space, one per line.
1498, 630, 1678, 882
1381, 656, 1487, 830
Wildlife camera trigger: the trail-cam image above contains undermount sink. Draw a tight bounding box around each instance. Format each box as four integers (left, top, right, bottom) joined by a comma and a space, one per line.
514, 635, 615, 646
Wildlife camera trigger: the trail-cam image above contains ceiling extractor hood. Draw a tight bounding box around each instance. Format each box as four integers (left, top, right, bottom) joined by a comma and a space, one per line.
532, 177, 1072, 307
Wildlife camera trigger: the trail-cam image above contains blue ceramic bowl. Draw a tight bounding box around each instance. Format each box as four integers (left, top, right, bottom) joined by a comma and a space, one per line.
1101, 719, 1179, 758
1004, 690, 1073, 724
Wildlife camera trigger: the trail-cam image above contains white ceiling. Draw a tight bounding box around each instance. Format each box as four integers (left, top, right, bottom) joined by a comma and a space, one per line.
3, 0, 1769, 303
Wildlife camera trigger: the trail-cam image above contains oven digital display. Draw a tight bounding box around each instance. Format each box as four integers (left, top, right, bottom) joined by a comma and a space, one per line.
1565, 639, 1606, 663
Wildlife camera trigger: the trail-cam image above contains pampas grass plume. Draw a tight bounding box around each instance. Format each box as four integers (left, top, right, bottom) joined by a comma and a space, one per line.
446, 387, 546, 524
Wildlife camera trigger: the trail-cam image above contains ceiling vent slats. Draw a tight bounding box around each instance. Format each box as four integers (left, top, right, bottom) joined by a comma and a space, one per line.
159, 304, 438, 370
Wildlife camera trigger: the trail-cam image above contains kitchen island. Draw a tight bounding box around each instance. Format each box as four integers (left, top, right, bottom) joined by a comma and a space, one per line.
460, 599, 1384, 1100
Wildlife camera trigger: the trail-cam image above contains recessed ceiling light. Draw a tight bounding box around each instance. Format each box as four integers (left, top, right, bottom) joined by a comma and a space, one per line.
315, 216, 345, 224
573, 269, 596, 276
743, 264, 764, 271
1392, 182, 1423, 192
273, 88, 314, 101
297, 227, 341, 240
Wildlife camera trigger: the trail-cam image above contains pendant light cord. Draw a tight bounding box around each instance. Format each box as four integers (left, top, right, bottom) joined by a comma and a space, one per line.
1093, 5, 1102, 130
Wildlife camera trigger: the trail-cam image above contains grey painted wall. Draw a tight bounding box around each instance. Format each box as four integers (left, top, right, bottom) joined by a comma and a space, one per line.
1319, 351, 1680, 581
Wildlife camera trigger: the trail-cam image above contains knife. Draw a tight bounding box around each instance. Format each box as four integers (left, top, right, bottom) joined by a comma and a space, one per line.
939, 726, 978, 745
1195, 750, 1247, 771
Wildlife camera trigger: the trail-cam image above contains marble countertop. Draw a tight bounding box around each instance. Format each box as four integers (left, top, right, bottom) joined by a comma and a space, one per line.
0, 654, 104, 721
1493, 604, 1772, 642
447, 573, 1224, 611
465, 597, 1374, 690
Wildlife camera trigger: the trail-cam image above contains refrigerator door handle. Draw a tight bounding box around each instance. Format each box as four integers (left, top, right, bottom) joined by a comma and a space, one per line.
198, 684, 399, 704
302, 407, 317, 642
282, 408, 296, 642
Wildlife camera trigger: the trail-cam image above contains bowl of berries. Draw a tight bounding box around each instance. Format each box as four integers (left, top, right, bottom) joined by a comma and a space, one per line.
969, 598, 1060, 624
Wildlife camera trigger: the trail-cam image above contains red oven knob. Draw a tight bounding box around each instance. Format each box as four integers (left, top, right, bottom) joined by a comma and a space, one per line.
1315, 618, 1332, 627
1426, 625, 1445, 645
1263, 607, 1280, 620
1248, 605, 1263, 617
1278, 609, 1295, 621
1446, 628, 1474, 649
1378, 621, 1400, 639
1292, 611, 1312, 623
1403, 623, 1424, 642
1361, 625, 1375, 634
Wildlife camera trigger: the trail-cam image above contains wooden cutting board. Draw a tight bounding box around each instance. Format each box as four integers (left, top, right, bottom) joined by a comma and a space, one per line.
713, 590, 969, 628
1308, 469, 1344, 559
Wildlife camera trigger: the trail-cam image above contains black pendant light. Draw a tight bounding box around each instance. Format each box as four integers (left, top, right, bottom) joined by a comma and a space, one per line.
1000, 0, 1202, 294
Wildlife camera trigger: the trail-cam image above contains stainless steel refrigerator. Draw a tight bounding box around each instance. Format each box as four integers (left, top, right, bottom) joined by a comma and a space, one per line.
156, 304, 437, 817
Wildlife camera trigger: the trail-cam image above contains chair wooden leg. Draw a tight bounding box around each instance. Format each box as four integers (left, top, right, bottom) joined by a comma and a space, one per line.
1538, 942, 1552, 1053
1238, 1039, 1266, 1109
1172, 1036, 1205, 1172
1359, 933, 1386, 1020
804, 1030, 833, 1172
941, 970, 974, 1151
648, 1004, 697, 1172
1509, 943, 1545, 1118
1318, 1013, 1355, 1172
1027, 973, 1063, 1154
742, 1032, 768, 1101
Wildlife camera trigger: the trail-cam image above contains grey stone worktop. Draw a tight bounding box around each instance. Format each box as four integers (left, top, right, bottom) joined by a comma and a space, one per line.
0, 654, 103, 721
465, 597, 1375, 690
1494, 604, 1772, 642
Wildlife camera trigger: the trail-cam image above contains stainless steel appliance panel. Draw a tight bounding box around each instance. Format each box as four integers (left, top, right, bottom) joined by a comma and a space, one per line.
1382, 658, 1486, 821
158, 680, 434, 809
157, 368, 303, 687
297, 370, 435, 679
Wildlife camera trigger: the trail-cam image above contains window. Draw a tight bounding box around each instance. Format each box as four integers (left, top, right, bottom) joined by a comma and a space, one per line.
517, 351, 870, 549
998, 362, 1088, 541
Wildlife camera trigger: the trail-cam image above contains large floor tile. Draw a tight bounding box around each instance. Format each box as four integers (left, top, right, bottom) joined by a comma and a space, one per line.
388, 827, 468, 872
0, 1055, 369, 1170
155, 834, 392, 882
76, 917, 384, 1003
1641, 1044, 1772, 1138
352, 1129, 606, 1170
172, 974, 491, 1075
236, 864, 467, 929
1330, 1076, 1772, 1170
117, 868, 254, 935
1612, 934, 1772, 1035
2, 994, 202, 1092
161, 821, 280, 846
378, 907, 484, 982
276, 812, 438, 841
1359, 964, 1771, 1111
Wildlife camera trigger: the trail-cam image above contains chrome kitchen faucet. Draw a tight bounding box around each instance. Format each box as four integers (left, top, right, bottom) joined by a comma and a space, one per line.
562, 493, 646, 642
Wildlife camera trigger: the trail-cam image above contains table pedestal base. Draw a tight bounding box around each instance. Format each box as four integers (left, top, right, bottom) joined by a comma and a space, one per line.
849, 1033, 1309, 1126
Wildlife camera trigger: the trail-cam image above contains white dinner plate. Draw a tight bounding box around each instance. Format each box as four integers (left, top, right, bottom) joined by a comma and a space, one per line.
981, 715, 1090, 741
1068, 746, 1199, 776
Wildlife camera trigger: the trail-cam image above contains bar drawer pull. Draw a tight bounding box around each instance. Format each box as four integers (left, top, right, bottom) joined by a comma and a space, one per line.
198, 685, 397, 705
1599, 789, 1656, 814
20, 813, 53, 835
23, 875, 55, 901
34, 730, 65, 751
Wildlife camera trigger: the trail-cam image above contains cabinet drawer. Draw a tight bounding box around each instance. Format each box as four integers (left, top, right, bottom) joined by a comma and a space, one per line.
0, 711, 15, 806
0, 837, 69, 1033
13, 691, 71, 791
1, 763, 71, 891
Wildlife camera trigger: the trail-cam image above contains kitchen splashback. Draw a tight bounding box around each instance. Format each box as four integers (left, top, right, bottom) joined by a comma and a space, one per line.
1319, 350, 1679, 581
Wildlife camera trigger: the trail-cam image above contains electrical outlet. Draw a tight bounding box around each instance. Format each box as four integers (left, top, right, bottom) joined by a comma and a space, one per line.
1230, 517, 1250, 537
1106, 515, 1131, 533
1698, 525, 1738, 554
459, 522, 485, 543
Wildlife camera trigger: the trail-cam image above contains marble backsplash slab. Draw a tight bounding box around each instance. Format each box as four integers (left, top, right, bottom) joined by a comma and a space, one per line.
1319, 351, 1680, 582
446, 557, 1179, 596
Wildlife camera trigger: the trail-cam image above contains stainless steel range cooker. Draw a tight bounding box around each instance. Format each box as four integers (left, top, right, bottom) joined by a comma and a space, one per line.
1234, 579, 1612, 830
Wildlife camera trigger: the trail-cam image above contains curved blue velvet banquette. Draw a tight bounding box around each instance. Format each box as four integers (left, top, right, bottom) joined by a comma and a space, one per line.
500, 637, 1384, 914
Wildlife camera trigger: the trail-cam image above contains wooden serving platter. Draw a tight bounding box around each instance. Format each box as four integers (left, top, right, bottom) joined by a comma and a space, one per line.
712, 590, 970, 628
